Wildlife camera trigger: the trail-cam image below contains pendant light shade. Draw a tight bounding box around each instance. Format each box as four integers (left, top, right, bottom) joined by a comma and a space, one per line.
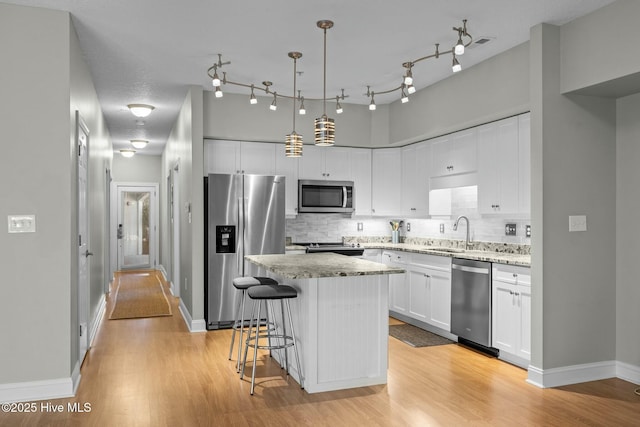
314, 20, 335, 147
285, 52, 303, 157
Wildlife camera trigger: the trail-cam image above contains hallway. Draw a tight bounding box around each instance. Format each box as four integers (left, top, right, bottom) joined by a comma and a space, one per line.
1, 270, 637, 426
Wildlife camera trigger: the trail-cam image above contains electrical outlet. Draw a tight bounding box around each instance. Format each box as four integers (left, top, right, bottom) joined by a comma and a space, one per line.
439, 223, 445, 233
526, 225, 531, 238
406, 222, 411, 232
505, 223, 517, 236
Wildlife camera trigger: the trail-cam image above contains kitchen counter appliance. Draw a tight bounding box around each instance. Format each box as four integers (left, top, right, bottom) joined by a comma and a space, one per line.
450, 258, 498, 356
298, 180, 354, 214
205, 173, 285, 330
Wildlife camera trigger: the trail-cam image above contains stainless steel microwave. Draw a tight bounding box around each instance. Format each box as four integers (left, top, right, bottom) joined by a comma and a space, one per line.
298, 180, 354, 214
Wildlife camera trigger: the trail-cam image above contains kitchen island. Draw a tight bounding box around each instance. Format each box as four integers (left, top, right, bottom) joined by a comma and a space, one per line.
245, 253, 405, 393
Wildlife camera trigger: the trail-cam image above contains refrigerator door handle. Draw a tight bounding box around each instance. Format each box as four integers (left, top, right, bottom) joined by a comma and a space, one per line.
237, 197, 244, 276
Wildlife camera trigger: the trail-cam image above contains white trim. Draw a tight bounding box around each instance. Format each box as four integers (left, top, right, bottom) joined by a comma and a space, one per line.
0, 378, 74, 403
617, 361, 640, 385
178, 298, 206, 332
71, 361, 82, 395
89, 294, 106, 346
526, 360, 617, 388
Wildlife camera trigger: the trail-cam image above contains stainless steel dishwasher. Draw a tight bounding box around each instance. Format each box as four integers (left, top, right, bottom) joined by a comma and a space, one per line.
450, 258, 498, 356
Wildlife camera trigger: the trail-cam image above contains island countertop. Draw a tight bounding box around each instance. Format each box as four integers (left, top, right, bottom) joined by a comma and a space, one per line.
245, 253, 405, 279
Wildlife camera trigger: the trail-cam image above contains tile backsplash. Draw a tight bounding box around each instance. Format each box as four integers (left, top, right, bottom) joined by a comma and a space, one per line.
286, 186, 530, 245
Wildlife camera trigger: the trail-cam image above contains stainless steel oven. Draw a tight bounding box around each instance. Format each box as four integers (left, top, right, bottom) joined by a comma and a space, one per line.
298, 180, 354, 214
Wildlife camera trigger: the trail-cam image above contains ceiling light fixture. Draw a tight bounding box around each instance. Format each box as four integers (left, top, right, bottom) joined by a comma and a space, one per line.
127, 104, 155, 118
130, 139, 148, 149
206, 19, 471, 152
249, 85, 257, 104
314, 20, 335, 147
285, 52, 303, 158
120, 149, 136, 158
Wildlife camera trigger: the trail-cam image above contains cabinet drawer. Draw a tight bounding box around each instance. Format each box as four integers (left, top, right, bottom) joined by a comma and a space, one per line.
492, 264, 530, 287
411, 253, 451, 272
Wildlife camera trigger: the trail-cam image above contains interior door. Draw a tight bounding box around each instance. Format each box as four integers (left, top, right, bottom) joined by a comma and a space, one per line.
77, 112, 90, 363
117, 185, 157, 270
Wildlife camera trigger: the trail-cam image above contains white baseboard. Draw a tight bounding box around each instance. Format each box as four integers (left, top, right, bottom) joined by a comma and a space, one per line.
71, 361, 81, 395
89, 294, 106, 346
527, 360, 617, 388
158, 264, 168, 281
617, 361, 640, 385
178, 298, 206, 332
0, 377, 74, 404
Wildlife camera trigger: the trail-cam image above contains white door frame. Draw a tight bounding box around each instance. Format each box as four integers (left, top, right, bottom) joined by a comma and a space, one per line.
170, 161, 180, 297
76, 111, 90, 363
110, 182, 159, 271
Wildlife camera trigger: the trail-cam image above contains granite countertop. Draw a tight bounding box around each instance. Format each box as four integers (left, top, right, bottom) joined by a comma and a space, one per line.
245, 253, 406, 279
285, 245, 307, 251
359, 243, 531, 267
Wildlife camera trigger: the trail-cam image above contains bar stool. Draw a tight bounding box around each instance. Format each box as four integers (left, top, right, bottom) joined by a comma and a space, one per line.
241, 284, 303, 395
228, 276, 278, 372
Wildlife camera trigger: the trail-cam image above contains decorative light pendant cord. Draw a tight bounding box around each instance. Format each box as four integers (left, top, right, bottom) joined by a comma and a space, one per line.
322, 25, 327, 117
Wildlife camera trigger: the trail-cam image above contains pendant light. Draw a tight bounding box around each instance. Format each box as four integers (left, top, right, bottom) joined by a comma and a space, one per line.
314, 20, 335, 147
285, 52, 303, 157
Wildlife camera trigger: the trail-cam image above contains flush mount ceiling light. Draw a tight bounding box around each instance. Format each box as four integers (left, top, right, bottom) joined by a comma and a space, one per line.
206, 19, 472, 155
119, 149, 136, 158
127, 104, 155, 118
130, 139, 148, 149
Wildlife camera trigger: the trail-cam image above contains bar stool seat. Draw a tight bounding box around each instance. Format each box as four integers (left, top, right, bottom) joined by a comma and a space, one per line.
241, 284, 304, 395
228, 276, 278, 372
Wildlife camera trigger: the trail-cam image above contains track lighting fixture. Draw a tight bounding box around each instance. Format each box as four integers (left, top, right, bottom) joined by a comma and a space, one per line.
206, 19, 473, 152
452, 55, 462, 73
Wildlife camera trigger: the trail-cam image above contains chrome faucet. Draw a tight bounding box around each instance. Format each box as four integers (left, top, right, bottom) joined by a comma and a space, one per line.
452, 215, 471, 250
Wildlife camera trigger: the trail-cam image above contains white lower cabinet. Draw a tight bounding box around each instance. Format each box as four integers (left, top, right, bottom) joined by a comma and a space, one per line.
361, 248, 381, 263
384, 251, 451, 332
492, 264, 531, 368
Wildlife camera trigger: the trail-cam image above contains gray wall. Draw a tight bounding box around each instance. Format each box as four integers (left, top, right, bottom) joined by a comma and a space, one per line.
388, 42, 530, 145
161, 87, 204, 325
0, 3, 111, 388
616, 92, 640, 368
112, 154, 162, 183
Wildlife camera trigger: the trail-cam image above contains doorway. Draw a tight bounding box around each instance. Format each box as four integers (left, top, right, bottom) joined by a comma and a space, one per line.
112, 183, 158, 271
76, 112, 90, 364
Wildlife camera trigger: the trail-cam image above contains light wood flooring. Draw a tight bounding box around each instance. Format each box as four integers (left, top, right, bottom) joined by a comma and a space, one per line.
2, 270, 638, 426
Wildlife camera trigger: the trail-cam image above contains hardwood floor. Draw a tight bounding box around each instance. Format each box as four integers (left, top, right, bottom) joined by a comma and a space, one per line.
2, 270, 638, 426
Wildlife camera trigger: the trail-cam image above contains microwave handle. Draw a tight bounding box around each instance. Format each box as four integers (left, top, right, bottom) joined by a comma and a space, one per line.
343, 186, 347, 208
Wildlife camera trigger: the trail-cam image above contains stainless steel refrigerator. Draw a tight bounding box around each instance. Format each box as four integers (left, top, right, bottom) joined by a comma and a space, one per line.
205, 173, 286, 330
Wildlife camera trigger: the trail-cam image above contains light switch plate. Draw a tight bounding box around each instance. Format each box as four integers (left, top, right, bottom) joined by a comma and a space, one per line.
569, 215, 587, 232
357, 222, 363, 231
8, 214, 36, 233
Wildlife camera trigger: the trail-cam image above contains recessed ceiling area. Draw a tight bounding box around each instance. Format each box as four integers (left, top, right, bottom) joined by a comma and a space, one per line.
4, 0, 616, 155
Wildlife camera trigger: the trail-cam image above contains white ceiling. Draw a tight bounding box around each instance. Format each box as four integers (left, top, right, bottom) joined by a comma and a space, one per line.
5, 0, 616, 155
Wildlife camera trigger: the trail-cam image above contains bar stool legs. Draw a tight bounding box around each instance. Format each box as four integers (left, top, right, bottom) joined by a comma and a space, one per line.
240, 284, 304, 395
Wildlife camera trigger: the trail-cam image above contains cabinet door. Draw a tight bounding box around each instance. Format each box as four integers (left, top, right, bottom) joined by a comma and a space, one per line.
371, 149, 402, 216
389, 272, 408, 315
428, 268, 451, 331
408, 269, 429, 321
450, 128, 477, 174
240, 142, 276, 175
492, 282, 518, 353
298, 145, 325, 179
430, 135, 451, 177
477, 122, 499, 213
517, 286, 531, 360
518, 113, 531, 214
401, 142, 430, 217
351, 148, 372, 216
275, 154, 299, 216
205, 140, 240, 174
324, 147, 352, 181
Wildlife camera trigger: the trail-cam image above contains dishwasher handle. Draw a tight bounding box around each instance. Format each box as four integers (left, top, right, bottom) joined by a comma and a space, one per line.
452, 263, 490, 275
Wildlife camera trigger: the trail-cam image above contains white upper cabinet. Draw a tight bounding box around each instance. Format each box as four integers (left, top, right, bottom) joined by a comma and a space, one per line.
204, 140, 276, 175
401, 142, 430, 217
275, 154, 300, 217
518, 113, 531, 214
431, 128, 477, 177
298, 145, 351, 181
477, 114, 530, 215
350, 148, 372, 216
371, 148, 402, 216
477, 117, 519, 214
